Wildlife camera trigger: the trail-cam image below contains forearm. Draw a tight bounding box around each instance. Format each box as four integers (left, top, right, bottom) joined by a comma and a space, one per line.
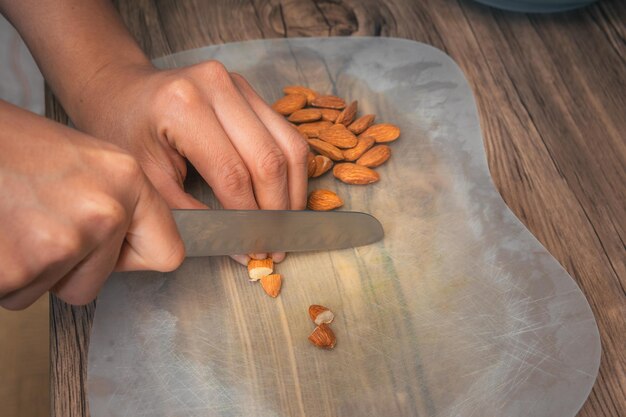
0, 0, 152, 124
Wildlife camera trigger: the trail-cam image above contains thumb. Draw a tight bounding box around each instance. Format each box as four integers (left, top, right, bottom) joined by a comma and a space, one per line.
116, 179, 185, 272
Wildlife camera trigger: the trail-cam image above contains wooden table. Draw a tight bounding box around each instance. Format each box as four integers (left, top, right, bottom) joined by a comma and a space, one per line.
48, 1, 625, 416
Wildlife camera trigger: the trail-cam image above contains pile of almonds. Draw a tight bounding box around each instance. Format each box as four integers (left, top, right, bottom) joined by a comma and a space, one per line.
272, 85, 400, 212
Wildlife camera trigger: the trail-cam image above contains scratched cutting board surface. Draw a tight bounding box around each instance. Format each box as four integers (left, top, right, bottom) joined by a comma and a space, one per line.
87, 38, 600, 417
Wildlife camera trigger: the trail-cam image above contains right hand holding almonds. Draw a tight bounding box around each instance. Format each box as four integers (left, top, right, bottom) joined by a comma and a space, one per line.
272, 85, 400, 211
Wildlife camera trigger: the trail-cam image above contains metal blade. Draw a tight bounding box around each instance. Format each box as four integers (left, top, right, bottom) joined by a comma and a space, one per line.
172, 209, 384, 257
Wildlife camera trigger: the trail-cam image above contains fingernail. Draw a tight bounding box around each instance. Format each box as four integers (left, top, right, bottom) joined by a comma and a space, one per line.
271, 252, 286, 263
231, 254, 250, 266
250, 253, 268, 260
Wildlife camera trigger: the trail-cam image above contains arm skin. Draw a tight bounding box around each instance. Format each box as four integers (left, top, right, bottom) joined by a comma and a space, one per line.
0, 0, 310, 264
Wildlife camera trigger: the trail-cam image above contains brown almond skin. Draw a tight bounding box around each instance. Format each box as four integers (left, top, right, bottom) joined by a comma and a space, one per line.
356, 145, 391, 168
308, 305, 333, 323
288, 108, 322, 123
311, 95, 346, 110
320, 109, 340, 122
308, 324, 336, 349
360, 123, 400, 143
312, 155, 333, 177
335, 100, 358, 126
283, 85, 317, 104
343, 135, 375, 161
348, 114, 376, 135
307, 152, 317, 178
307, 189, 343, 211
272, 94, 307, 115
297, 121, 333, 138
307, 139, 344, 161
333, 163, 380, 185
260, 274, 282, 298
318, 124, 358, 149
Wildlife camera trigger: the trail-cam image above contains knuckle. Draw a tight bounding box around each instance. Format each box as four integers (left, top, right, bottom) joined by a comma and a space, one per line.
257, 147, 288, 182
203, 60, 234, 90
217, 158, 252, 195
81, 196, 127, 237
159, 77, 202, 109
113, 152, 143, 181
0, 262, 31, 296
48, 229, 83, 265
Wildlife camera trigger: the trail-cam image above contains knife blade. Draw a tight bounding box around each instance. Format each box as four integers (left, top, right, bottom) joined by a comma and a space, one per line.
172, 209, 384, 257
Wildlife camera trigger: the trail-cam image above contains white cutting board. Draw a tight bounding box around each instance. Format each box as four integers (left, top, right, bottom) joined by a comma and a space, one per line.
87, 37, 600, 417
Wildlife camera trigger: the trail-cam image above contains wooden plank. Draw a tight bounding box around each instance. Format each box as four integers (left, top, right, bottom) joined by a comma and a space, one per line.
49, 1, 625, 416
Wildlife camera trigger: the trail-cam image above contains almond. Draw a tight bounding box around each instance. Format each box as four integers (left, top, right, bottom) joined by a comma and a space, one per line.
272, 94, 307, 115
360, 123, 400, 143
297, 121, 333, 138
356, 145, 391, 168
335, 100, 358, 126
260, 274, 282, 298
311, 95, 346, 110
307, 189, 343, 211
308, 305, 335, 325
320, 109, 340, 122
307, 139, 344, 161
308, 324, 336, 349
342, 135, 375, 161
307, 152, 317, 178
318, 124, 358, 149
348, 114, 376, 135
333, 163, 380, 185
247, 258, 273, 281
283, 85, 317, 104
288, 108, 322, 123
312, 155, 333, 177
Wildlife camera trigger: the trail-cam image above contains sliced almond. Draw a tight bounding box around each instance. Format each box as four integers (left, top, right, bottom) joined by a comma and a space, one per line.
333, 163, 380, 185
311, 95, 346, 110
360, 123, 400, 143
308, 324, 336, 349
318, 124, 358, 149
297, 121, 333, 138
343, 135, 375, 161
260, 274, 282, 298
283, 85, 317, 104
335, 100, 358, 126
312, 155, 333, 177
308, 305, 335, 325
288, 108, 322, 123
307, 139, 344, 161
356, 145, 391, 168
247, 258, 273, 281
348, 114, 376, 135
320, 109, 340, 122
307, 152, 317, 178
272, 94, 307, 115
307, 189, 343, 211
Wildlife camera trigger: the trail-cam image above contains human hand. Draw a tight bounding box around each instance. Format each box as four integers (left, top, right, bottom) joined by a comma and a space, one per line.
0, 101, 184, 310
71, 61, 309, 264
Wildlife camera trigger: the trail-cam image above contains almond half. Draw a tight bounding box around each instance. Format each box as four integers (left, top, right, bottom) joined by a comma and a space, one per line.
309, 305, 335, 325
312, 155, 333, 177
260, 274, 282, 298
356, 145, 391, 168
247, 258, 273, 281
333, 163, 380, 185
307, 152, 317, 178
307, 189, 343, 211
272, 94, 307, 115
308, 324, 336, 349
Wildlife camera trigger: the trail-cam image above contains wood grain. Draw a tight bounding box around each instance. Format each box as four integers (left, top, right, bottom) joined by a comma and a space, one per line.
49, 1, 625, 416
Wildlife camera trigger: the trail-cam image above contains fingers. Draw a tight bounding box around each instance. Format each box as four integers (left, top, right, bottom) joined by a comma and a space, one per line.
116, 178, 185, 272
203, 69, 291, 211
141, 160, 207, 209
230, 73, 309, 211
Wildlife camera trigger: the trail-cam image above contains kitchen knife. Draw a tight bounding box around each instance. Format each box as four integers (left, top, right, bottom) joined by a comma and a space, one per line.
172, 209, 384, 257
